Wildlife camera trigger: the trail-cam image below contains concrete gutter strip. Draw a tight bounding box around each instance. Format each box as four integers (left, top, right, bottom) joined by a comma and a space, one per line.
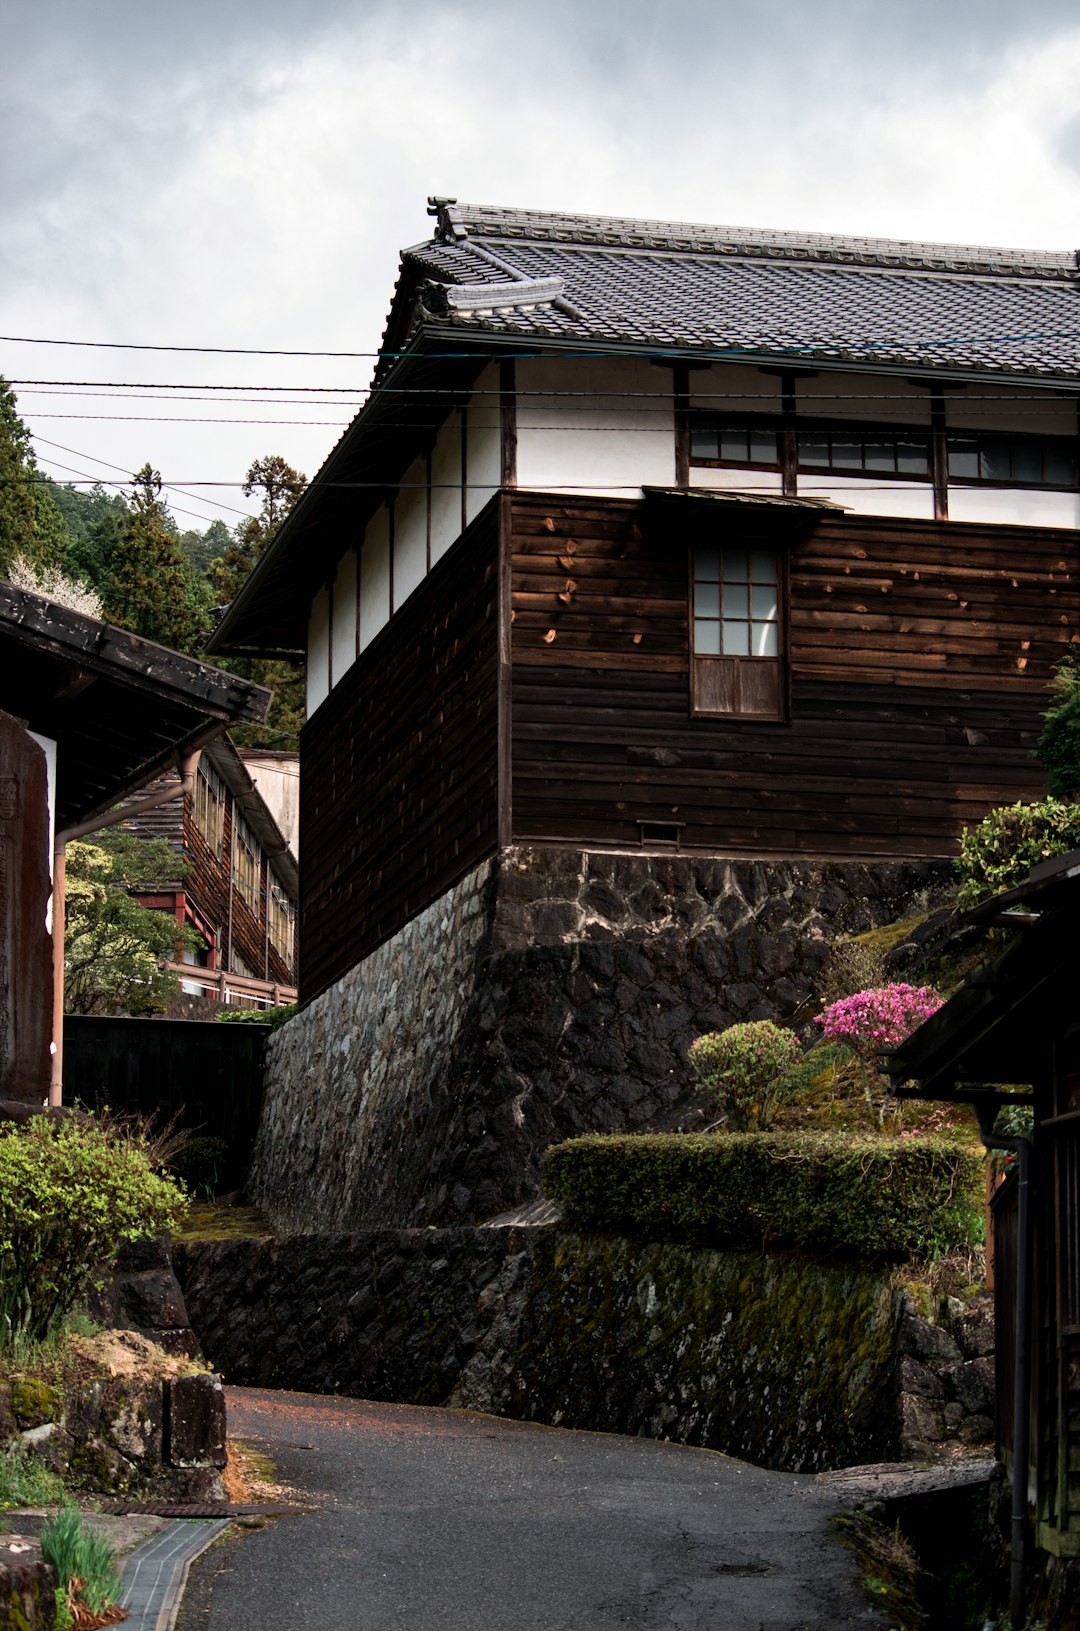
119, 1518, 230, 1631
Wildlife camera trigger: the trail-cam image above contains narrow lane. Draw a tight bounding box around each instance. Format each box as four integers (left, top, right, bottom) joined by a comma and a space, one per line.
181, 1387, 886, 1631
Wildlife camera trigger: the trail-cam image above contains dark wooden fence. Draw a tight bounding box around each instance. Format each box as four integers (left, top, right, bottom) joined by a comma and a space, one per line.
63, 1016, 270, 1191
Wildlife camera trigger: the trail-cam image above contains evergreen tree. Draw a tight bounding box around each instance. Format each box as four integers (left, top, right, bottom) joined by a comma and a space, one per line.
48, 480, 128, 596
0, 378, 69, 576
178, 517, 231, 574
211, 455, 308, 750
106, 464, 207, 652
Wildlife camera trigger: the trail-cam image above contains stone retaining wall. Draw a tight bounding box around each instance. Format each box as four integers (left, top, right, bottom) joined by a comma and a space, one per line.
175, 1226, 993, 1474
252, 847, 952, 1231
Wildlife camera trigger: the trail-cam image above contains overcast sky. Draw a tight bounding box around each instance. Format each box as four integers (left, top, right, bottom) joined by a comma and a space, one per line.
4, 0, 1080, 531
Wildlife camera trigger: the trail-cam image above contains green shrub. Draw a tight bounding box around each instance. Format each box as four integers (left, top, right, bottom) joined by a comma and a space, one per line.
955, 797, 1080, 911
541, 1131, 984, 1264
0, 1442, 67, 1510
1037, 654, 1080, 799
0, 1116, 187, 1348
215, 1002, 296, 1030
170, 1136, 228, 1199
40, 1505, 123, 1623
687, 1021, 802, 1130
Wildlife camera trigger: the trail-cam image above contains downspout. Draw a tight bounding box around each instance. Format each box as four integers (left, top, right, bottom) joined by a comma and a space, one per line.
49, 746, 205, 1107
979, 1121, 1034, 1631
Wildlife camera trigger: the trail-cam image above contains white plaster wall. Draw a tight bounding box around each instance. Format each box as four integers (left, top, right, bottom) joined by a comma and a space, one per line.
306, 586, 331, 715
431, 411, 462, 563
359, 505, 391, 651
689, 466, 784, 493
330, 546, 358, 686
687, 362, 782, 417
516, 356, 675, 497
466, 415, 501, 525
796, 475, 934, 519
947, 485, 1080, 529
394, 490, 427, 611
396, 455, 429, 585
946, 384, 1076, 437
795, 371, 931, 425
28, 730, 56, 927
240, 756, 300, 860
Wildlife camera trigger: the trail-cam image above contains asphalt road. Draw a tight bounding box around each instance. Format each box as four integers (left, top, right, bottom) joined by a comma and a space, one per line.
178, 1387, 887, 1631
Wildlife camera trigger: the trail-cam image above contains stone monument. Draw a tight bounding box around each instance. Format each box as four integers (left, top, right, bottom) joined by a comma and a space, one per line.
0, 709, 53, 1105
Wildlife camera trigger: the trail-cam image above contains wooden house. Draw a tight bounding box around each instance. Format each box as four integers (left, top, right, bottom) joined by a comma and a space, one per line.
0, 581, 271, 1103
210, 200, 1080, 1007
205, 202, 1080, 1234
121, 734, 298, 1007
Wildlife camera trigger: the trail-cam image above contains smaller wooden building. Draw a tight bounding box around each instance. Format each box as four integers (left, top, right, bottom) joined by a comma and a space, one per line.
889, 854, 1080, 1604
123, 734, 298, 1003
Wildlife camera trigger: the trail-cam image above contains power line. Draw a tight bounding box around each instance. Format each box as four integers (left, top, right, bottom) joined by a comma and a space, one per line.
31, 453, 238, 528
27, 413, 348, 425
31, 435, 255, 519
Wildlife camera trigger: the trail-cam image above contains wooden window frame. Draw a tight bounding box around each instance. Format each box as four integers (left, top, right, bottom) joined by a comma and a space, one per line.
945, 430, 1080, 491
233, 812, 261, 915
689, 542, 789, 722
193, 762, 225, 857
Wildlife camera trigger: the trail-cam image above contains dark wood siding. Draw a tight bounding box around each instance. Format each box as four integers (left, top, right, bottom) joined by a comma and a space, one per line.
300, 508, 501, 1002
510, 494, 1079, 857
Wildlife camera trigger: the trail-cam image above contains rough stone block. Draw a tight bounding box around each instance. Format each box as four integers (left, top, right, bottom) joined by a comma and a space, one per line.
900, 1392, 945, 1443
957, 1414, 994, 1445
166, 1373, 227, 1469
0, 1551, 57, 1631
943, 1357, 995, 1417
897, 1356, 944, 1400
953, 1297, 995, 1360
116, 1268, 190, 1332
898, 1315, 961, 1366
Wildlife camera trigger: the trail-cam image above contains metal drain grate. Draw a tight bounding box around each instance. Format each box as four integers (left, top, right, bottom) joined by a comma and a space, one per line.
119, 1519, 229, 1631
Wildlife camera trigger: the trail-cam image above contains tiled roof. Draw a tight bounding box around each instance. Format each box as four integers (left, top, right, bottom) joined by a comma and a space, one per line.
393, 200, 1080, 380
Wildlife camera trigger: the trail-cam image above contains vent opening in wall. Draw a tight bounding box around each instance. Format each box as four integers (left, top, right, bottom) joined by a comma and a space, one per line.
639, 821, 683, 850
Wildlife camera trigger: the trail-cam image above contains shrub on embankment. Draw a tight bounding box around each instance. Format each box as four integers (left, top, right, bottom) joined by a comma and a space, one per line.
541, 1131, 983, 1263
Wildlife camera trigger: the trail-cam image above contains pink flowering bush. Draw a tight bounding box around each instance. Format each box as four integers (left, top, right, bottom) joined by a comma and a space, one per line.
814, 983, 943, 1126
688, 1021, 803, 1131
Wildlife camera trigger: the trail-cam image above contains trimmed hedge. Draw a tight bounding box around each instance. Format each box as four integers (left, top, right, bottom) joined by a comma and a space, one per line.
541, 1132, 983, 1264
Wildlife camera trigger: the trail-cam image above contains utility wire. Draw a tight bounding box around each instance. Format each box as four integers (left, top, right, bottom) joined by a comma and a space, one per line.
31, 435, 255, 519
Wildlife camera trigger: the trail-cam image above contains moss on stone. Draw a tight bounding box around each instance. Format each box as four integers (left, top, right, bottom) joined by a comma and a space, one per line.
10, 1381, 61, 1429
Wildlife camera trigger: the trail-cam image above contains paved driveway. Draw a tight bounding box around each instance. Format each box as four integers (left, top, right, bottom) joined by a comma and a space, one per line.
179, 1387, 886, 1631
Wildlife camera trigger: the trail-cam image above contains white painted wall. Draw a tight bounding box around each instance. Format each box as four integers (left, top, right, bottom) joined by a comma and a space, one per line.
394, 488, 427, 610
306, 586, 331, 715
359, 504, 391, 651
28, 730, 56, 928
516, 356, 675, 497
797, 475, 934, 519
688, 362, 782, 418
947, 485, 1080, 529
430, 410, 462, 563
795, 371, 931, 425
689, 466, 784, 494
463, 394, 502, 521
330, 546, 358, 686
946, 384, 1076, 438
239, 754, 300, 860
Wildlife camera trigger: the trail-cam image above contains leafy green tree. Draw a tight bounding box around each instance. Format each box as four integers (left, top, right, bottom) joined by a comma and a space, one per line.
64, 829, 203, 1015
1037, 653, 1080, 799
0, 378, 68, 576
210, 455, 308, 750
105, 465, 209, 652
48, 479, 128, 594
178, 517, 231, 574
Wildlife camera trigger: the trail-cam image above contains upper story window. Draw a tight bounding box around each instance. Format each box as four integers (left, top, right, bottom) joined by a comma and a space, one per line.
269, 884, 295, 964
233, 813, 261, 914
193, 763, 225, 857
947, 433, 1077, 488
691, 543, 783, 718
690, 419, 780, 468
796, 424, 930, 478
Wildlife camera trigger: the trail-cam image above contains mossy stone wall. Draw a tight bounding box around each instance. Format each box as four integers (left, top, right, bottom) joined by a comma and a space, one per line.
177, 1226, 906, 1472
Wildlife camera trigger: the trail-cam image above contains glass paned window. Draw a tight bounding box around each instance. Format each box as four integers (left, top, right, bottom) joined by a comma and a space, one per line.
693, 544, 779, 659
797, 425, 931, 478
193, 764, 225, 857
689, 418, 780, 466
233, 813, 261, 914
269, 885, 295, 963
947, 433, 1078, 487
